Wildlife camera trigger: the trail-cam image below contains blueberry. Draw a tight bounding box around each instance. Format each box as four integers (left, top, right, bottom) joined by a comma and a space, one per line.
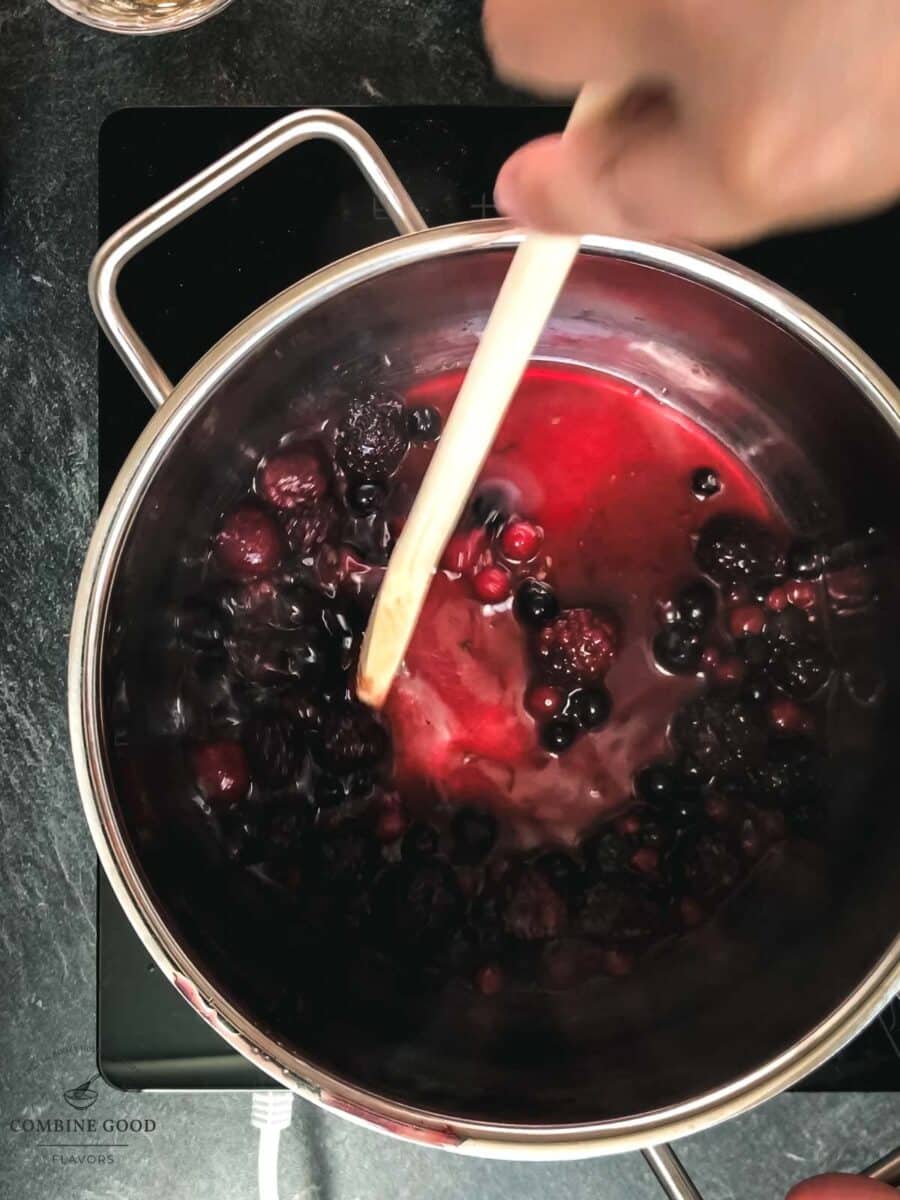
407, 405, 442, 443
450, 807, 497, 865
514, 579, 559, 627
653, 624, 703, 674
787, 538, 826, 580
764, 607, 812, 646
692, 467, 721, 499
675, 581, 717, 631
541, 717, 577, 754
636, 763, 680, 807
316, 775, 348, 807
566, 687, 612, 730
402, 822, 440, 860
470, 487, 509, 532
348, 481, 386, 513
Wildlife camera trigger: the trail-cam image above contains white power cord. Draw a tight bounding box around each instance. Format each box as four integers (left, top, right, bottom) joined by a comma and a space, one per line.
251, 1090, 295, 1200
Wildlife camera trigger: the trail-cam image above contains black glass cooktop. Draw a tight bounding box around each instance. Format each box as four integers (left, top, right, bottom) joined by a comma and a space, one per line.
97, 106, 900, 1092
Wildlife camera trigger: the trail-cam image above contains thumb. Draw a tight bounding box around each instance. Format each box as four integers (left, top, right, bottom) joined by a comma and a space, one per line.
788, 1175, 898, 1200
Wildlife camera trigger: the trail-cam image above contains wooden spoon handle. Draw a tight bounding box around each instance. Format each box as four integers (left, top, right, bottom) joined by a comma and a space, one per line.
357, 87, 608, 708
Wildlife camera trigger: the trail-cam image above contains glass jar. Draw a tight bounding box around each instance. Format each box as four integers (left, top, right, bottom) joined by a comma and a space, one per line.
46, 0, 234, 34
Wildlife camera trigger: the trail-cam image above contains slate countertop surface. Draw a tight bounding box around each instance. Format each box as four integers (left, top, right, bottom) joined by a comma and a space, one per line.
1, 2, 898, 1197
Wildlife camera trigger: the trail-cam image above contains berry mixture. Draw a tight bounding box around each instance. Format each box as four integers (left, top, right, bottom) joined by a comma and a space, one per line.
119, 363, 870, 1006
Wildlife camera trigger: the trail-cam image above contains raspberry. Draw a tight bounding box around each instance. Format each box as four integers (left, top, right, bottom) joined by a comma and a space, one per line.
257, 446, 329, 511
336, 392, 409, 480
536, 608, 619, 685
215, 504, 283, 579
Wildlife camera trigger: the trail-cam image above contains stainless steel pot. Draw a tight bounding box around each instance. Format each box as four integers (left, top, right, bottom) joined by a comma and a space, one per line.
70, 110, 900, 1185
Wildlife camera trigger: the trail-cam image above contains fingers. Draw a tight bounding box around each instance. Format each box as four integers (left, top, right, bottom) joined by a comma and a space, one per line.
494, 101, 778, 245
483, 0, 670, 95
788, 1175, 899, 1200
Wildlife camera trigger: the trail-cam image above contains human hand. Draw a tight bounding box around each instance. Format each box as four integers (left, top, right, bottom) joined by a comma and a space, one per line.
484, 0, 900, 245
789, 1174, 897, 1200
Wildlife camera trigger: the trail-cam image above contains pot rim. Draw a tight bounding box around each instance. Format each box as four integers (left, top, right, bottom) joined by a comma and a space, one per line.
70, 220, 900, 1158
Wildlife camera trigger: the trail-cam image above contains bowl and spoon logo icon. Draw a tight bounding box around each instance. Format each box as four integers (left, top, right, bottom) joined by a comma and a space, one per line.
63, 1073, 100, 1111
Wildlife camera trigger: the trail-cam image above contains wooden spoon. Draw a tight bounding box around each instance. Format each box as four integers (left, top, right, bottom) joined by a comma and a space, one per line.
357, 88, 606, 708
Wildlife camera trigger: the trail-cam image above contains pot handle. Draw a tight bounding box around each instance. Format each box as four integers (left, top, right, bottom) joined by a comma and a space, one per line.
642, 1141, 900, 1199
89, 109, 427, 410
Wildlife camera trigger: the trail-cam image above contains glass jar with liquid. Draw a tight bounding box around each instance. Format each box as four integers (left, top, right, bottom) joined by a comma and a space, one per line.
47, 0, 234, 34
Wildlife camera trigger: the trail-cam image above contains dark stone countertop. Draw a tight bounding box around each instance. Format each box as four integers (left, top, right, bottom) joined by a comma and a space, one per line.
0, 2, 898, 1197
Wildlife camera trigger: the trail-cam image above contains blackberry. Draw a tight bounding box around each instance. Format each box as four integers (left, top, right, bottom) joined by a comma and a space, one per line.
318, 703, 388, 773
672, 693, 767, 775
503, 867, 568, 941
244, 712, 306, 787
336, 392, 409, 480
695, 514, 778, 585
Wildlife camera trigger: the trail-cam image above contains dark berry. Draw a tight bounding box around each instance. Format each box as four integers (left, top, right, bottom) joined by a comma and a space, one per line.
769, 697, 814, 737
504, 867, 568, 941
244, 712, 306, 787
336, 393, 409, 480
738, 635, 771, 668
257, 446, 328, 511
514, 579, 559, 627
175, 596, 226, 654
263, 801, 312, 859
317, 827, 379, 890
580, 882, 663, 943
787, 538, 826, 580
692, 467, 721, 499
215, 505, 284, 579
582, 830, 630, 880
191, 740, 250, 806
450, 807, 497, 865
672, 693, 767, 775
635, 763, 680, 807
541, 717, 577, 754
376, 807, 408, 843
319, 704, 388, 773
402, 822, 440, 861
770, 642, 832, 700
653, 624, 703, 674
675, 580, 717, 631
747, 736, 821, 809
348, 481, 386, 514
535, 852, 584, 898
375, 861, 463, 950
316, 775, 348, 808
679, 752, 714, 788
536, 608, 619, 685
566, 686, 612, 730
499, 520, 543, 562
678, 833, 741, 904
407, 404, 442, 443
284, 501, 339, 556
472, 565, 512, 604
695, 515, 778, 585
751, 575, 787, 605
227, 627, 329, 692
474, 964, 504, 996
741, 670, 772, 706
764, 607, 812, 646
470, 487, 509, 533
